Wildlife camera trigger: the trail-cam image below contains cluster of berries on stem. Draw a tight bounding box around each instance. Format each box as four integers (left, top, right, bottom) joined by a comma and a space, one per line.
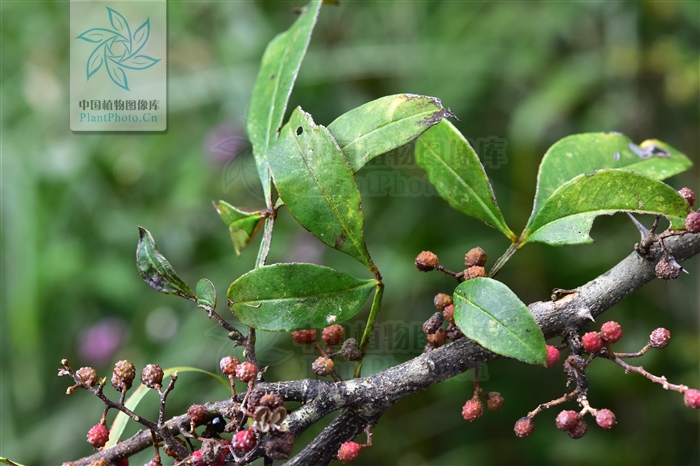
513, 320, 700, 439
291, 323, 362, 380
461, 367, 505, 422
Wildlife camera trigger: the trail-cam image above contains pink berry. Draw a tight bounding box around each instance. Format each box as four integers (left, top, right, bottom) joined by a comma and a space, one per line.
546, 345, 560, 367
189, 450, 205, 466
235, 362, 258, 383
555, 410, 580, 431
232, 428, 257, 452
686, 212, 700, 233
581, 331, 603, 353
322, 324, 345, 347
567, 419, 588, 439
679, 187, 695, 208
595, 409, 616, 429
684, 389, 700, 409
600, 321, 623, 343
461, 397, 484, 422
220, 356, 239, 376
86, 423, 110, 448
337, 441, 362, 463
649, 328, 671, 349
514, 417, 535, 437
291, 329, 317, 345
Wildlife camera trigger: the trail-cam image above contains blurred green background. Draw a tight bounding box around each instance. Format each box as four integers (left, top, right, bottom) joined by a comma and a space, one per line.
1, 0, 699, 464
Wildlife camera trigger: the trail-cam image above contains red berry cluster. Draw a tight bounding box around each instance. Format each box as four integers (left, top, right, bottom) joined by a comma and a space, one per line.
581, 320, 623, 354
219, 356, 259, 384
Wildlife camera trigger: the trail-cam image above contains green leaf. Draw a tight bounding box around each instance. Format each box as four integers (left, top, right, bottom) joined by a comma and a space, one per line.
215, 200, 264, 257
227, 263, 378, 331
0, 458, 26, 466
268, 107, 376, 272
521, 169, 690, 246
453, 277, 546, 365
136, 227, 196, 301
247, 0, 323, 205
415, 120, 516, 241
106, 367, 228, 448
327, 94, 455, 173
196, 278, 217, 314
531, 133, 692, 219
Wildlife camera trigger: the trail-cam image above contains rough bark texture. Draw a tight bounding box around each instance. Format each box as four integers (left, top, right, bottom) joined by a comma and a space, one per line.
72, 232, 700, 466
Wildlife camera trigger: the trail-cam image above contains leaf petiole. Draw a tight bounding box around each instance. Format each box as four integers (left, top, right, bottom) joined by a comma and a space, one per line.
354, 282, 385, 378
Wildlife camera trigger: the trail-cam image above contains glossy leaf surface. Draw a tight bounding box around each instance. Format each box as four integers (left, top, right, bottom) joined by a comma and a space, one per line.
531, 133, 692, 219
215, 201, 263, 256
196, 278, 217, 314
415, 120, 516, 240
246, 0, 322, 204
227, 263, 378, 331
268, 107, 375, 271
136, 227, 196, 301
522, 169, 689, 246
327, 94, 454, 173
453, 277, 546, 365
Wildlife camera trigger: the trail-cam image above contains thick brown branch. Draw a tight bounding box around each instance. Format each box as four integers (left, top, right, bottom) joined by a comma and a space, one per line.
72, 232, 700, 465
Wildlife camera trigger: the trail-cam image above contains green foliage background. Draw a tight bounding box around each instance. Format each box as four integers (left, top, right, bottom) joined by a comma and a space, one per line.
1, 1, 698, 464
